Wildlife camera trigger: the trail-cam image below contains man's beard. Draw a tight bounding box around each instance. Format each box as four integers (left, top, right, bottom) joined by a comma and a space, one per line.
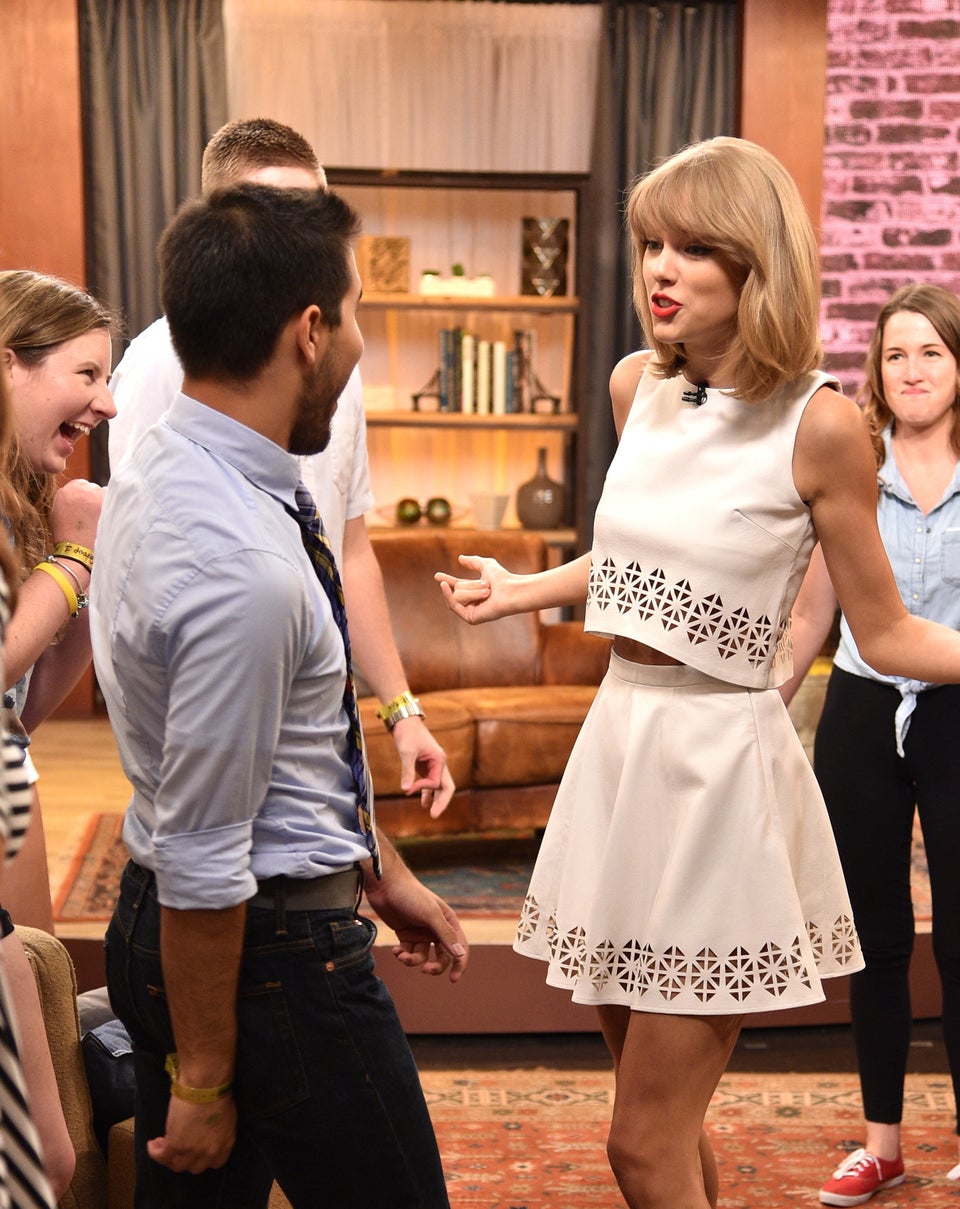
288, 365, 341, 456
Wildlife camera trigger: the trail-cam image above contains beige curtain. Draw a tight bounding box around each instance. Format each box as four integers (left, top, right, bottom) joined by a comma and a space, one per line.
224, 0, 601, 173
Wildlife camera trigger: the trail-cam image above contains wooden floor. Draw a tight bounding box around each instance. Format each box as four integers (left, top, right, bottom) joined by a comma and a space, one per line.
30, 715, 132, 940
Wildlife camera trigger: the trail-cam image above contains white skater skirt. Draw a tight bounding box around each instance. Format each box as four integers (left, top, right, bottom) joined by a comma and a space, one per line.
514, 654, 864, 1015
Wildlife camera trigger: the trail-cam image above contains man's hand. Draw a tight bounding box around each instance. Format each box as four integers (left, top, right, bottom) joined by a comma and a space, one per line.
147, 1093, 236, 1174
364, 837, 468, 982
391, 714, 454, 818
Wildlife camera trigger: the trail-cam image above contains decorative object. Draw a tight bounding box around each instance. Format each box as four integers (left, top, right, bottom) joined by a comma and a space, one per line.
469, 492, 509, 530
516, 446, 566, 529
376, 501, 466, 527
521, 217, 569, 297
355, 235, 410, 292
418, 269, 495, 297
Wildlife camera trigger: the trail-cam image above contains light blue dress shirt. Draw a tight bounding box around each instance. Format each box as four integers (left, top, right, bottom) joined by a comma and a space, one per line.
834, 426, 960, 756
90, 394, 370, 910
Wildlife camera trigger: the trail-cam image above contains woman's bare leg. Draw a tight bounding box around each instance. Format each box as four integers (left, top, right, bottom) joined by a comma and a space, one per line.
597, 1005, 742, 1209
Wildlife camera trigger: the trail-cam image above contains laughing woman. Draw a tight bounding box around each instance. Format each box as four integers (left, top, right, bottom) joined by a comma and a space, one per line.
437, 138, 960, 1208
0, 269, 117, 930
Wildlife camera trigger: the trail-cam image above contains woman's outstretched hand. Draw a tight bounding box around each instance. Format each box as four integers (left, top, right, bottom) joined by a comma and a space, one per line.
435, 555, 508, 624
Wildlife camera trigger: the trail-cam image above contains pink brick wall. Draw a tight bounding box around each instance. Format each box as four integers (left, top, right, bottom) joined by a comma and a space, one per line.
821, 0, 960, 397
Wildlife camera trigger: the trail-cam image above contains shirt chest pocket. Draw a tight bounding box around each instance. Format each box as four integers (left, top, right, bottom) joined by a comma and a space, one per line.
940, 528, 960, 586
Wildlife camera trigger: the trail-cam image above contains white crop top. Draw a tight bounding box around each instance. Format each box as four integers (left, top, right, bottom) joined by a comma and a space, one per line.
585, 367, 840, 689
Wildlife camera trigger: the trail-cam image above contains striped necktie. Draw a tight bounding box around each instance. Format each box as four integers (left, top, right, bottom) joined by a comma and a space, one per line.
289, 482, 381, 878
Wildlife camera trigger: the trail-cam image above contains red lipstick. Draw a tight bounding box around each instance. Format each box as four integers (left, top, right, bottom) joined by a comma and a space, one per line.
650, 294, 681, 318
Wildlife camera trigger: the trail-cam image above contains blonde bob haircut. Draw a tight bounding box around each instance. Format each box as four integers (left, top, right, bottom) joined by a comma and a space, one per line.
858, 283, 960, 470
626, 137, 823, 404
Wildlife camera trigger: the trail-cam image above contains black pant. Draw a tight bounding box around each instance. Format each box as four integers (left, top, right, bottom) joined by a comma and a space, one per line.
815, 667, 960, 1130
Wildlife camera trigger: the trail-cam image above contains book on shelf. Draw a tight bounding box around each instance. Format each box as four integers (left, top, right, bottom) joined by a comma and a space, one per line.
431, 327, 555, 416
476, 338, 491, 415
460, 331, 475, 414
512, 329, 535, 414
491, 339, 507, 415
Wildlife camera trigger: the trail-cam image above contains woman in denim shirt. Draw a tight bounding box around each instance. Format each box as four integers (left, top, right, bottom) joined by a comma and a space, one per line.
785, 283, 960, 1206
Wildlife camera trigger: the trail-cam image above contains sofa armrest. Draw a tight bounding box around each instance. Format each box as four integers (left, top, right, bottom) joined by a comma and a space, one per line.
18, 925, 108, 1209
539, 621, 611, 685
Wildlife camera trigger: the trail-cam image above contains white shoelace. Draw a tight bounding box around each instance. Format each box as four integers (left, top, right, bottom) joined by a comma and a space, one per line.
830, 1149, 880, 1180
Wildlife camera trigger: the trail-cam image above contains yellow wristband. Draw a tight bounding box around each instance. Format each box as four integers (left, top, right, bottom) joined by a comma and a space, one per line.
164, 1054, 233, 1104
33, 559, 79, 617
376, 690, 425, 731
52, 540, 94, 570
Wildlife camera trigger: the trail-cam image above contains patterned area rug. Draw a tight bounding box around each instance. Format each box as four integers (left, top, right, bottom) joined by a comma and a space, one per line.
52, 815, 540, 923
52, 813, 933, 930
425, 1069, 958, 1208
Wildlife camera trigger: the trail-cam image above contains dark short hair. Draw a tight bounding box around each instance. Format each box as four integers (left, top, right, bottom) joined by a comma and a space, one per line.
159, 183, 361, 381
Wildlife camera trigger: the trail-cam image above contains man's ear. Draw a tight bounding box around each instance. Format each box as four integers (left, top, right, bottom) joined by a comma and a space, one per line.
295, 304, 326, 367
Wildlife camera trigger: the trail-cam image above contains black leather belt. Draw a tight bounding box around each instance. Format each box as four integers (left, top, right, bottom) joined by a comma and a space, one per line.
248, 867, 361, 912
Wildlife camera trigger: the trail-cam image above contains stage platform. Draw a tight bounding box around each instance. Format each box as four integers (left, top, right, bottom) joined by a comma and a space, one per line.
60, 927, 942, 1036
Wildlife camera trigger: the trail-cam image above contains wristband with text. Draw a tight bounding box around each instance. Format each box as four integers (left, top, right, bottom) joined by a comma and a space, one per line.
52, 541, 94, 570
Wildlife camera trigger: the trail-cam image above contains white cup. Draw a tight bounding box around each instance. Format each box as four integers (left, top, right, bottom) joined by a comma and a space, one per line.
469, 492, 509, 529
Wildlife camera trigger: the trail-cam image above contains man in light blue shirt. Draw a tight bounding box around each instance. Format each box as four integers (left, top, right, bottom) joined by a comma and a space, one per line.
91, 182, 466, 1208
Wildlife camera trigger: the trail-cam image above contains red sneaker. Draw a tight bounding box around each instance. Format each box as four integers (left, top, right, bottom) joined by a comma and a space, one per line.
819, 1148, 905, 1206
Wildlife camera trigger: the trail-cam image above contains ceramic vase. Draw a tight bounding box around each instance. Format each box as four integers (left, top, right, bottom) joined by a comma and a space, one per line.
516, 447, 566, 529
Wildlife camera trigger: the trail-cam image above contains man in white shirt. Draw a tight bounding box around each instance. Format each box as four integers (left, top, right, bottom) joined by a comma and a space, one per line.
109, 117, 453, 816
93, 179, 465, 1207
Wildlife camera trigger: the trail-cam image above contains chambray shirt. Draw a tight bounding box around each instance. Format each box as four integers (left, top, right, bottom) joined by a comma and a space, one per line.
834, 427, 960, 756
90, 394, 370, 910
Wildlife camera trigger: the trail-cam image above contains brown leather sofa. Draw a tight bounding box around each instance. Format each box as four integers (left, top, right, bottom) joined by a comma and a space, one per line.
359, 529, 611, 839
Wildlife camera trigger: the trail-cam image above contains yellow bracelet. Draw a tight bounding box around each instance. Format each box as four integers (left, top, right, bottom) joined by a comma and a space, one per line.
48, 556, 84, 596
52, 540, 94, 570
164, 1054, 233, 1104
33, 559, 79, 617
376, 690, 425, 731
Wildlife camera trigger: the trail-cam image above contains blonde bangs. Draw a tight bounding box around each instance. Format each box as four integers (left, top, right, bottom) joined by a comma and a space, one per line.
626, 138, 823, 400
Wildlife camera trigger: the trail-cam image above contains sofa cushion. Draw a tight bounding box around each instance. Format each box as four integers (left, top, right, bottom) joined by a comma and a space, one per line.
439, 685, 599, 787
370, 529, 548, 692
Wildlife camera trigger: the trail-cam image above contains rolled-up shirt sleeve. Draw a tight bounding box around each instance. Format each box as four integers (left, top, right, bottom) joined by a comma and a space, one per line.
146, 548, 307, 909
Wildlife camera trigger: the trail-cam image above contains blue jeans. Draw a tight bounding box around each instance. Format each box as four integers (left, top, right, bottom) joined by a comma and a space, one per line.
105, 861, 450, 1208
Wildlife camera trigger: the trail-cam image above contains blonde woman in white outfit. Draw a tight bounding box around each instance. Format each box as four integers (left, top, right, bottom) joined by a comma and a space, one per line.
437, 137, 960, 1209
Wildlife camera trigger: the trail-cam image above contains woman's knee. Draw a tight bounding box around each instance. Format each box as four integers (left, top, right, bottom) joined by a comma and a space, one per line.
606, 1119, 657, 1196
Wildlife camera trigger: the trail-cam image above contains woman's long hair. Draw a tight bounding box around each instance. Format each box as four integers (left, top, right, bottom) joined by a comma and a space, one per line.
0, 271, 118, 578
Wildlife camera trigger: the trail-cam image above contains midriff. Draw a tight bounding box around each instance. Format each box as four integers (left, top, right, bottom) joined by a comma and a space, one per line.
612, 636, 684, 666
